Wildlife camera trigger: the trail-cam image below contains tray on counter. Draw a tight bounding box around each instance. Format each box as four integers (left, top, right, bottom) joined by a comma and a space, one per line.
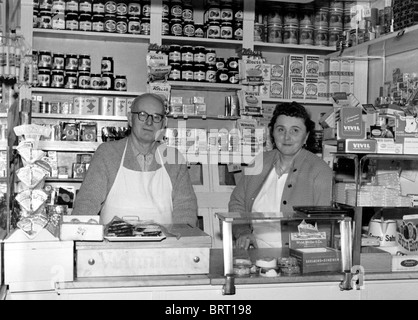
104, 217, 167, 242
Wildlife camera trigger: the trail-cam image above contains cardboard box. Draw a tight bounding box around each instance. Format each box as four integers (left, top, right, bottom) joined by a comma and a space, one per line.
305, 78, 318, 100
375, 138, 403, 154
289, 55, 305, 78
305, 55, 320, 78
337, 107, 366, 140
360, 247, 392, 273
289, 232, 327, 249
59, 215, 104, 241
114, 97, 127, 116
289, 247, 341, 274
380, 246, 418, 272
74, 96, 99, 115
337, 139, 377, 154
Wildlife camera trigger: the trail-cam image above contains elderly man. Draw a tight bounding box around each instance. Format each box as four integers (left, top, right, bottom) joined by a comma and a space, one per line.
72, 93, 198, 226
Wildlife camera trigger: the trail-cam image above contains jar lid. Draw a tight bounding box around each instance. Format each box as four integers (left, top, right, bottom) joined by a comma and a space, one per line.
91, 73, 101, 77
115, 75, 126, 78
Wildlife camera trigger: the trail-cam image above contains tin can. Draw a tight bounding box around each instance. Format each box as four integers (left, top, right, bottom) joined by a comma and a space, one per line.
283, 24, 299, 44
268, 23, 282, 43
315, 7, 329, 27
329, 8, 343, 29
51, 69, 65, 87
64, 71, 78, 88
299, 5, 314, 27
161, 17, 170, 35
314, 26, 329, 46
283, 3, 299, 26
299, 25, 314, 45
329, 27, 343, 47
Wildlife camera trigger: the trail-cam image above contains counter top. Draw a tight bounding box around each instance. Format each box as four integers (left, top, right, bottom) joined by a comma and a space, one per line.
56, 249, 418, 291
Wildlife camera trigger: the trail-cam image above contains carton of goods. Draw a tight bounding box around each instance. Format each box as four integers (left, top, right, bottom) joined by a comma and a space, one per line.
290, 77, 305, 100
270, 80, 284, 99
259, 82, 271, 99
305, 55, 320, 78
360, 247, 392, 273
289, 247, 341, 274
59, 215, 104, 241
395, 115, 418, 154
374, 138, 403, 154
271, 64, 284, 81
114, 97, 127, 116
288, 55, 304, 78
305, 78, 318, 100
240, 55, 264, 85
337, 107, 366, 140
337, 139, 377, 154
74, 96, 99, 115
289, 231, 327, 249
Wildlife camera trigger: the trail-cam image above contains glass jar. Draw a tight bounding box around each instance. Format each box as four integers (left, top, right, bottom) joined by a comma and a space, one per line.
206, 49, 216, 66
194, 24, 205, 38
168, 63, 181, 81
220, 4, 233, 22
228, 71, 239, 84
116, 15, 128, 33
52, 0, 66, 12
104, 13, 117, 32
52, 53, 65, 70
52, 11, 65, 30
65, 12, 79, 30
92, 0, 105, 14
128, 16, 141, 34
128, 1, 141, 17
193, 46, 206, 65
79, 13, 92, 31
162, 0, 170, 18
101, 56, 114, 73
114, 75, 127, 91
181, 63, 194, 81
39, 11, 52, 29
181, 45, 194, 63
170, 18, 183, 36
104, 0, 117, 14
193, 64, 206, 82
51, 69, 65, 88
65, 0, 78, 13
116, 0, 128, 16
233, 21, 243, 40
206, 65, 217, 83
140, 17, 150, 35
226, 56, 239, 72
38, 68, 51, 87
182, 4, 193, 21
78, 71, 91, 89
207, 21, 220, 39
78, 54, 91, 72
216, 67, 229, 83
215, 57, 225, 70
39, 0, 53, 10
142, 0, 150, 18
64, 70, 78, 88
207, 6, 221, 21
101, 72, 114, 89
170, 0, 183, 19
38, 50, 52, 69
220, 21, 233, 39
92, 14, 105, 31
90, 73, 102, 89
169, 45, 181, 63
161, 18, 170, 35
79, 0, 92, 13
65, 54, 78, 71
183, 20, 195, 37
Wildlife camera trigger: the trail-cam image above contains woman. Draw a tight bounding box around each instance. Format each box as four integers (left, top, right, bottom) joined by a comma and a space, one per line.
229, 102, 333, 249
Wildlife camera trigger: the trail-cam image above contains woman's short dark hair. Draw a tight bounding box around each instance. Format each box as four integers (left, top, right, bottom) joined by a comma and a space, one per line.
268, 101, 316, 151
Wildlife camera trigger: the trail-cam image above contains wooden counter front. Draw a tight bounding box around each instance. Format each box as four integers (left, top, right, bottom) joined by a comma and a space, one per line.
76, 224, 212, 278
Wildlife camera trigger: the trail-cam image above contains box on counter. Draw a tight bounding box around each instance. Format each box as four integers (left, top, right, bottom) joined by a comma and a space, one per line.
289, 247, 341, 274
379, 246, 418, 272
59, 215, 104, 242
289, 232, 328, 249
74, 96, 99, 115
337, 107, 366, 140
360, 247, 392, 273
337, 139, 377, 153
374, 138, 403, 154
395, 115, 418, 154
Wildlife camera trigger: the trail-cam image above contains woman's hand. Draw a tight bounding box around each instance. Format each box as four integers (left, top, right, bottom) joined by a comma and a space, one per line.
235, 232, 258, 250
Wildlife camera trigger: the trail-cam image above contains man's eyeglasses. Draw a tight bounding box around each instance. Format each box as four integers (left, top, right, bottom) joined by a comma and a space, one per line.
132, 111, 165, 123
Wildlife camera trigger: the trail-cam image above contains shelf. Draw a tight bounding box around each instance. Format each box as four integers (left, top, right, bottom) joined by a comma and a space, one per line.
262, 98, 333, 106
169, 81, 241, 91
327, 24, 418, 59
31, 113, 128, 122
168, 114, 239, 121
254, 42, 336, 54
45, 178, 83, 183
33, 29, 150, 43
36, 141, 101, 152
161, 36, 243, 49
31, 88, 143, 97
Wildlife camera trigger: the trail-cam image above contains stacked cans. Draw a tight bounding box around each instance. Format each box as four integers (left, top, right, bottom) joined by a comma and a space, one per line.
33, 0, 148, 35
